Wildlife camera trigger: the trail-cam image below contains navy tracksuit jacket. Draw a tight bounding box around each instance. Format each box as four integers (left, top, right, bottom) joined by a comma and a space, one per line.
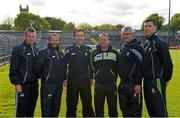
64, 44, 94, 117
118, 38, 144, 117
9, 42, 39, 117
34, 45, 66, 117
143, 33, 173, 117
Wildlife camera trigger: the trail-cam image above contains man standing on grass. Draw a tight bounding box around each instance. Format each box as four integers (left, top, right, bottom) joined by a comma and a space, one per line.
9, 27, 39, 117
34, 33, 66, 117
118, 26, 144, 117
63, 29, 94, 117
90, 33, 118, 117
143, 19, 173, 117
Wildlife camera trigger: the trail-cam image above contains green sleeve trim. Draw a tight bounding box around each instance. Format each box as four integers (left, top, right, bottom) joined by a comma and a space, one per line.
156, 79, 162, 95
156, 79, 167, 116
112, 47, 120, 53
90, 49, 96, 72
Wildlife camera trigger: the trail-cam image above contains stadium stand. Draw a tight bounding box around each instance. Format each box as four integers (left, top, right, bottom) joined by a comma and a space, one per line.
0, 30, 179, 66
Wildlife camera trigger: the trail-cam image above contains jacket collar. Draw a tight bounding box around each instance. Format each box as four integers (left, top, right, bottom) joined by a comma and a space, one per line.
124, 38, 140, 47
73, 43, 84, 49
146, 32, 157, 41
23, 41, 37, 48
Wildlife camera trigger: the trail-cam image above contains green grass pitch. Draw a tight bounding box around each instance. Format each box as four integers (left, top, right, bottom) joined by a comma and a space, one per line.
0, 50, 179, 117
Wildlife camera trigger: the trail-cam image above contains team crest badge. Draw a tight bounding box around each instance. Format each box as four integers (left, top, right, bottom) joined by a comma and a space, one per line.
85, 52, 87, 56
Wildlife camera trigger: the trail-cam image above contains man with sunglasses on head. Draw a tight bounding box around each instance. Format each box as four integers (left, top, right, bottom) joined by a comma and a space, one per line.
9, 27, 39, 117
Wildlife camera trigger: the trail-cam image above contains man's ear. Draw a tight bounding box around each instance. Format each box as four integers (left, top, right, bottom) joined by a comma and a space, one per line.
109, 39, 111, 44
155, 26, 157, 30
132, 31, 136, 36
24, 34, 27, 42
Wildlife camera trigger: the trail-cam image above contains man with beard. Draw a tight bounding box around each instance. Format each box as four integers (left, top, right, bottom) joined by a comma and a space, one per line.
34, 33, 66, 117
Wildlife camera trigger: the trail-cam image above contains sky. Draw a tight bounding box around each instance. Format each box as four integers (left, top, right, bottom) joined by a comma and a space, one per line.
0, 0, 179, 29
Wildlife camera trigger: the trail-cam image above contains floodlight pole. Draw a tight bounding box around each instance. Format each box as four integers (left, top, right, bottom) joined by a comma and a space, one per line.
167, 0, 171, 46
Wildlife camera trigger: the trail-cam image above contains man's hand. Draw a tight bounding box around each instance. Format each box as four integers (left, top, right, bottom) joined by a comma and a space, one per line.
134, 85, 141, 95
63, 80, 68, 88
15, 84, 22, 93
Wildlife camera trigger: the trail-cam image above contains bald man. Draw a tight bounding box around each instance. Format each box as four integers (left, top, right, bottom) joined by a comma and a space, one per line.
118, 26, 144, 117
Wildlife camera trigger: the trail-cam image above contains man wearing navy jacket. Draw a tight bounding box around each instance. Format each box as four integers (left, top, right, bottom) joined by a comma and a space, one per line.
63, 29, 94, 117
34, 33, 66, 117
9, 27, 38, 117
143, 19, 173, 117
118, 26, 144, 117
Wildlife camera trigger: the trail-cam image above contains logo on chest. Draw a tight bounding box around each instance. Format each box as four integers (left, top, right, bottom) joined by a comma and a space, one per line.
85, 52, 88, 56
126, 52, 129, 56
71, 53, 76, 56
94, 52, 116, 62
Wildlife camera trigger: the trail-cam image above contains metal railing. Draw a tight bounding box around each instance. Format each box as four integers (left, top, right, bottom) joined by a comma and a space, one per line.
0, 30, 179, 66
